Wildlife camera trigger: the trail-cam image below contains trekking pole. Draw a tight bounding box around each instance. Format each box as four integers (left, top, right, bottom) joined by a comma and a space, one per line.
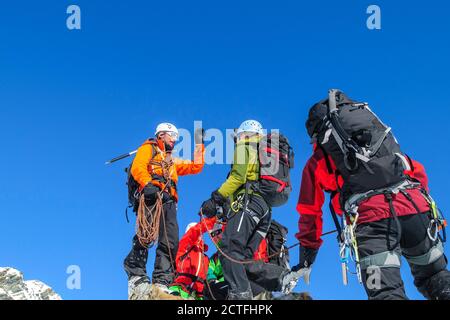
105, 150, 138, 165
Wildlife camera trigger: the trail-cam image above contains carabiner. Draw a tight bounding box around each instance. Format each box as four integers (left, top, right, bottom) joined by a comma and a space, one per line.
427, 219, 439, 242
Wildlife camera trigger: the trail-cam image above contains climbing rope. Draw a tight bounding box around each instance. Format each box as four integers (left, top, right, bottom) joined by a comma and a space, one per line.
200, 209, 338, 265
136, 193, 163, 247
136, 153, 175, 251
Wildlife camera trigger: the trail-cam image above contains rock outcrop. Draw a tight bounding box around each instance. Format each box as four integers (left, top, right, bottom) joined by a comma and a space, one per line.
0, 267, 62, 300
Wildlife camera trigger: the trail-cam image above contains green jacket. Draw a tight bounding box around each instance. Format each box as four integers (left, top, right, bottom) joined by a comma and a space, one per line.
217, 135, 261, 201
207, 253, 224, 283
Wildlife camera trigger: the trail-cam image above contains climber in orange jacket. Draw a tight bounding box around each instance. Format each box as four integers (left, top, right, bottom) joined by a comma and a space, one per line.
125, 123, 205, 300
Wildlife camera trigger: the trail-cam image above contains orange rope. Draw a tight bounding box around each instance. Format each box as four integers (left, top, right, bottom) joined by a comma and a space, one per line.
136, 193, 164, 248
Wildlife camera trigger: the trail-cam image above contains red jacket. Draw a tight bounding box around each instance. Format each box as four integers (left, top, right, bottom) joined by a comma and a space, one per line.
254, 238, 269, 263
296, 146, 431, 250
173, 217, 269, 296
173, 217, 217, 296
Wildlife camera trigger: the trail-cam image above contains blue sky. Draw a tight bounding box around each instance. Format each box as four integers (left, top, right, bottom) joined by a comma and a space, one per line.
0, 0, 449, 300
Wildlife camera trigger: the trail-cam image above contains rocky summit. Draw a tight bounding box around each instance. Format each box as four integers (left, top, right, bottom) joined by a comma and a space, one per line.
0, 267, 61, 300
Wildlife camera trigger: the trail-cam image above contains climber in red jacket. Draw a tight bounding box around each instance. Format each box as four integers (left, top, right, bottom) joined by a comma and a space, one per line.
296, 144, 430, 250
169, 217, 219, 300
293, 92, 450, 300
295, 143, 450, 300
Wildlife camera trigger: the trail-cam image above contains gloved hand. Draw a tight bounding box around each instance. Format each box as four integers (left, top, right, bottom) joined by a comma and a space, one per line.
195, 128, 205, 145
292, 247, 319, 285
293, 246, 319, 270
143, 183, 161, 203
200, 190, 229, 218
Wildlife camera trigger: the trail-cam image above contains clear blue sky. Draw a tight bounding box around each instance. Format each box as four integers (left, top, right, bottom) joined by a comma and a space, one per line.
1, 0, 449, 300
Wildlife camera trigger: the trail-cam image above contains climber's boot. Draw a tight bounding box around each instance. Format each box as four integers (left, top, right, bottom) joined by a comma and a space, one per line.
150, 283, 185, 300
128, 276, 152, 300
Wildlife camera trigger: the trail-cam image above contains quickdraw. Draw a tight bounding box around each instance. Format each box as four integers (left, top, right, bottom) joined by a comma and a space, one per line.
339, 212, 362, 286
421, 191, 447, 243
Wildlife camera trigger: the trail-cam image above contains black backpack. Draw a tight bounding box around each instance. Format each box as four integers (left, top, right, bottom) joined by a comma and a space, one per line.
257, 133, 294, 207
125, 139, 157, 213
266, 220, 290, 269
306, 89, 409, 202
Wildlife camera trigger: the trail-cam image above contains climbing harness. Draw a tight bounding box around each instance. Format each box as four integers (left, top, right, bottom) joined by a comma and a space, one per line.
332, 178, 447, 286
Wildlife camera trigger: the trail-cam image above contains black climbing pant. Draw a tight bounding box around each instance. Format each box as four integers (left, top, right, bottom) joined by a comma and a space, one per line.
356, 212, 450, 300
204, 261, 286, 300
124, 200, 179, 286
219, 195, 272, 300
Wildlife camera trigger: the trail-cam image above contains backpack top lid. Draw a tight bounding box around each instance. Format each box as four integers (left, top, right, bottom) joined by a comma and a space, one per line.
306, 90, 357, 138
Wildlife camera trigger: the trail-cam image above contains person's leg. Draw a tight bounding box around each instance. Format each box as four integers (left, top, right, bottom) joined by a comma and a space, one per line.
245, 261, 286, 292
400, 213, 450, 300
152, 201, 179, 287
356, 218, 408, 300
219, 209, 255, 299
204, 281, 229, 300
124, 236, 149, 279
219, 196, 270, 300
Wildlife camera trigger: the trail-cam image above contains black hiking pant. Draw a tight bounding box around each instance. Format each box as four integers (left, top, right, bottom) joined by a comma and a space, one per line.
219, 195, 272, 300
124, 200, 179, 286
356, 212, 450, 300
204, 261, 287, 300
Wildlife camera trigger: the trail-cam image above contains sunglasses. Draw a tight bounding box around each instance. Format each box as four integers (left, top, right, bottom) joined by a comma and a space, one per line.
163, 131, 179, 141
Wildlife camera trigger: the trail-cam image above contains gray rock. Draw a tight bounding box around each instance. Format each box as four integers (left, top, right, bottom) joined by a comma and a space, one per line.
0, 267, 62, 300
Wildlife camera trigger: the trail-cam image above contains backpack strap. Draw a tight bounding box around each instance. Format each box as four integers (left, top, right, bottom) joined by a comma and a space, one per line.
147, 138, 158, 159
318, 145, 333, 175
405, 154, 415, 172
384, 192, 403, 251
329, 191, 343, 238
320, 144, 344, 239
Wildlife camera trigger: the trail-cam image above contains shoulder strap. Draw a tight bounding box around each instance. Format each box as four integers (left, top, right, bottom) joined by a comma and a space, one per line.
329, 191, 343, 237
405, 154, 415, 172
318, 145, 333, 174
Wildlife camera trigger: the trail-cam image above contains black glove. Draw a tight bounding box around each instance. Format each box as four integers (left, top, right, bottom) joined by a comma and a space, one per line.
195, 128, 205, 145
143, 183, 161, 203
292, 247, 319, 271
201, 198, 217, 218
200, 190, 229, 218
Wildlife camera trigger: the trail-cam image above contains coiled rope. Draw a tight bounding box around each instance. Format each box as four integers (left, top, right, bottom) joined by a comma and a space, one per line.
136, 154, 174, 251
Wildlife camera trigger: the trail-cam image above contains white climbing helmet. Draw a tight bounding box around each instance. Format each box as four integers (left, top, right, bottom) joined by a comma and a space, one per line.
185, 222, 198, 234
155, 123, 179, 137
236, 120, 264, 136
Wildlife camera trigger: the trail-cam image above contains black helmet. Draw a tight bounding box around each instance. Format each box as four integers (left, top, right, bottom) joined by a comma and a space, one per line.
306, 90, 355, 138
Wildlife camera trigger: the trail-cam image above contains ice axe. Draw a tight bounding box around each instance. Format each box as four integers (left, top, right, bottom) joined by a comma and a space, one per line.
105, 150, 138, 165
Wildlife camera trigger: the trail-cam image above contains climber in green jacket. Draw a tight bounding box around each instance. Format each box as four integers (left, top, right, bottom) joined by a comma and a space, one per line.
201, 120, 272, 300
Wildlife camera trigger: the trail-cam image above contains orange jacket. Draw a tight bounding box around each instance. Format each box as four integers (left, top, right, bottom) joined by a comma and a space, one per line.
130, 139, 205, 201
